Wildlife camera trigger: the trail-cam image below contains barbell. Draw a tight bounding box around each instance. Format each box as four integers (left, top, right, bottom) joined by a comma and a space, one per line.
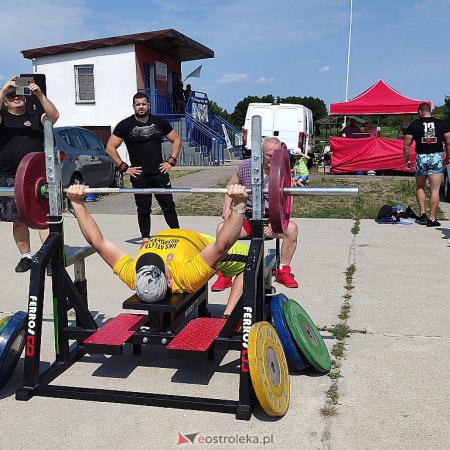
1, 150, 358, 234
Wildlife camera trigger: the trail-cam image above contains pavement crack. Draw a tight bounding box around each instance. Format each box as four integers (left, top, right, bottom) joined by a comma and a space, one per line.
320, 218, 359, 447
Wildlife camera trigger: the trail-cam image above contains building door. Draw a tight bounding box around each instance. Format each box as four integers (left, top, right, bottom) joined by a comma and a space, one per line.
144, 64, 156, 113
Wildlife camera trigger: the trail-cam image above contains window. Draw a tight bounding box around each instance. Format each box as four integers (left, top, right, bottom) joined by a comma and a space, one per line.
58, 129, 71, 146
81, 129, 104, 151
74, 65, 95, 103
68, 129, 88, 150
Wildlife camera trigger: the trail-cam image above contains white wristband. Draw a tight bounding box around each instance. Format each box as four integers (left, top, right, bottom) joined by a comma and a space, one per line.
231, 205, 246, 214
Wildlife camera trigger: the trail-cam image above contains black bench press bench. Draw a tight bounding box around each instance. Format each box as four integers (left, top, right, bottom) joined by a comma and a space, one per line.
82, 286, 209, 355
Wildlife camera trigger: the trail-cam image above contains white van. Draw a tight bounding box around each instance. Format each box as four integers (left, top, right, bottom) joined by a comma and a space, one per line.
242, 103, 314, 159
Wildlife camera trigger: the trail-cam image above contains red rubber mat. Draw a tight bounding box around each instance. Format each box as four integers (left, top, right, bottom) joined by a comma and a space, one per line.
167, 318, 227, 351
84, 314, 148, 346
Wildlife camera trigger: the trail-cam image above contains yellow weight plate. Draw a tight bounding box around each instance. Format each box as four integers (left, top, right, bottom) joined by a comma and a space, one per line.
248, 321, 290, 416
0, 316, 11, 335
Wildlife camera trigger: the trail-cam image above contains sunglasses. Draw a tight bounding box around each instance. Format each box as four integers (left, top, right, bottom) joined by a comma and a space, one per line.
5, 91, 23, 99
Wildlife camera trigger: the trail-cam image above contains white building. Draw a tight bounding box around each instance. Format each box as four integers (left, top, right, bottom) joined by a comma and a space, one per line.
22, 29, 214, 150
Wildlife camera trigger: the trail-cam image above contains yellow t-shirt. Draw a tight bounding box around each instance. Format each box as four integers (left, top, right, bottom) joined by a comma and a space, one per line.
113, 229, 216, 294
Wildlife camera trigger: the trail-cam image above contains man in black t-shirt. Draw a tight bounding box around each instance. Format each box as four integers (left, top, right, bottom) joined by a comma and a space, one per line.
404, 102, 450, 227
106, 92, 181, 243
0, 76, 59, 273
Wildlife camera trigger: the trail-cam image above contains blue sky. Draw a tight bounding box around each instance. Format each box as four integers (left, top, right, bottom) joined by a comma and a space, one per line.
1, 0, 449, 113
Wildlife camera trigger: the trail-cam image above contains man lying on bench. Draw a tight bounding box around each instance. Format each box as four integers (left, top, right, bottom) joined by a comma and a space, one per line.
67, 184, 249, 315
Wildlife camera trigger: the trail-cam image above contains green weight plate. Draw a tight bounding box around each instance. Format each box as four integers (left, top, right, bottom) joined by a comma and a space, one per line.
0, 316, 11, 335
283, 300, 331, 373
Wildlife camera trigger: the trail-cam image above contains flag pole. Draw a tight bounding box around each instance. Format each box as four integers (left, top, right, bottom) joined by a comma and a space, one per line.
344, 0, 353, 127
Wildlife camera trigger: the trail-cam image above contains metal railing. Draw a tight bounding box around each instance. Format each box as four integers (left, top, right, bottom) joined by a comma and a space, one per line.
210, 113, 243, 158
140, 88, 174, 115
185, 114, 225, 165
184, 91, 226, 165
138, 88, 228, 164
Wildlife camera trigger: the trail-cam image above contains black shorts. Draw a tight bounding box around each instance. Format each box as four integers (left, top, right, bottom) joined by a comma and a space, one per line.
0, 176, 20, 222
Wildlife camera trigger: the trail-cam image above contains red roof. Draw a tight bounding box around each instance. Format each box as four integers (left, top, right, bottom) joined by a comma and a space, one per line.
21, 29, 214, 62
329, 80, 432, 115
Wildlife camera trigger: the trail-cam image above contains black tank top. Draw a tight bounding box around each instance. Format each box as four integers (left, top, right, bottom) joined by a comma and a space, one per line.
0, 111, 44, 177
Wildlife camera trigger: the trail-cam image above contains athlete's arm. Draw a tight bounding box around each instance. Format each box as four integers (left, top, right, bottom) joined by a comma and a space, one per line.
403, 134, 414, 168
67, 184, 126, 268
222, 171, 239, 219
200, 184, 248, 269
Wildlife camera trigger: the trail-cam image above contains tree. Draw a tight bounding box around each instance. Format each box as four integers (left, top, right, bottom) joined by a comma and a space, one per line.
433, 98, 450, 125
279, 96, 328, 121
208, 99, 229, 121
229, 95, 274, 129
229, 94, 327, 128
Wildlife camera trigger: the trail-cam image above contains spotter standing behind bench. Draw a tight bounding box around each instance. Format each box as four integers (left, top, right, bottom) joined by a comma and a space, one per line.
67, 184, 249, 309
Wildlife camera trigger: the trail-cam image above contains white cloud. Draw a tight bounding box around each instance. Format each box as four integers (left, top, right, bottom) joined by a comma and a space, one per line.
255, 77, 275, 84
319, 66, 332, 73
217, 73, 249, 84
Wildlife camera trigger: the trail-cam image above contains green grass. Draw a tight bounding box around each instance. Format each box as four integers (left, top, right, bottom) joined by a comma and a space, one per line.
328, 370, 343, 380
320, 404, 338, 417
325, 384, 339, 405
333, 322, 350, 339
169, 175, 443, 219
331, 341, 346, 358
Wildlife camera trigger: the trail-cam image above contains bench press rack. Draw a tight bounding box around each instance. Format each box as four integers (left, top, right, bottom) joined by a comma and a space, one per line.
16, 117, 277, 420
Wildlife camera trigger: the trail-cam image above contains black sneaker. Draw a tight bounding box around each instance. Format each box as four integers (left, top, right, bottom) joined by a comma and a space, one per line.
15, 257, 32, 273
426, 218, 441, 227
415, 213, 428, 225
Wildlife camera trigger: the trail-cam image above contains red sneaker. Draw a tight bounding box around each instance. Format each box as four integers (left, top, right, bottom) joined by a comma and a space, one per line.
211, 272, 233, 291
274, 266, 298, 288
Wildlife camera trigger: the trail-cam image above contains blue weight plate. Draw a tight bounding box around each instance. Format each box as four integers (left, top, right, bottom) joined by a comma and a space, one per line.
271, 294, 308, 371
0, 311, 27, 389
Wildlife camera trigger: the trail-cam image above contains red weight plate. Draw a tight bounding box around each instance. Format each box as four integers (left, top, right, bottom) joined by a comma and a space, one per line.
269, 149, 292, 234
14, 152, 49, 230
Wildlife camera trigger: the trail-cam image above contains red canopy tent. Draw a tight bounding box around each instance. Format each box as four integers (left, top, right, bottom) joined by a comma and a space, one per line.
328, 80, 432, 173
330, 79, 432, 115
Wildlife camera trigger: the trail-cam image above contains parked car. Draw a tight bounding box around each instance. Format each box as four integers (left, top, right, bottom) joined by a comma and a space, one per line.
54, 126, 123, 188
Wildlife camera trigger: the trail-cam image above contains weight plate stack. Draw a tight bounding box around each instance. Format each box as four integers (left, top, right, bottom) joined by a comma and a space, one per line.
283, 300, 331, 373
0, 311, 27, 389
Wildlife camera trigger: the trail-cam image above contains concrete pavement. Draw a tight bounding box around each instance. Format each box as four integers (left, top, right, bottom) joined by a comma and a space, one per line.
0, 172, 449, 449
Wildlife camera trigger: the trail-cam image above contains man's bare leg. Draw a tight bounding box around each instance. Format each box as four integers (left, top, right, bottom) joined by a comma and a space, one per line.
415, 175, 427, 215
39, 228, 49, 244
13, 221, 31, 254
428, 173, 442, 221
278, 221, 298, 266
223, 272, 243, 316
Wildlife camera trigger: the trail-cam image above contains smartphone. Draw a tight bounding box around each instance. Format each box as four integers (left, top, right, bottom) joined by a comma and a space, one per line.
15, 76, 33, 96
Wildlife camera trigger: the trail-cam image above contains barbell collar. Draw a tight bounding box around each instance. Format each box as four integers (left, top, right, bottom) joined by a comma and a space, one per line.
283, 186, 359, 197
63, 186, 359, 197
